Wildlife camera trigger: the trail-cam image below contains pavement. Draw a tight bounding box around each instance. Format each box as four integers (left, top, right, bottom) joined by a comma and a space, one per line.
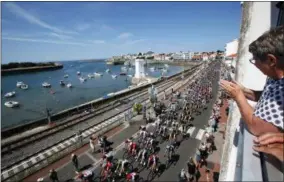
23, 70, 220, 182
197, 98, 229, 182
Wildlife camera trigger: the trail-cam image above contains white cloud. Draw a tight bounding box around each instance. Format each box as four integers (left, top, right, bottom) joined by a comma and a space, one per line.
124, 39, 146, 45
90, 40, 105, 44
117, 32, 133, 39
48, 32, 72, 40
75, 23, 91, 31
2, 37, 90, 46
5, 2, 77, 35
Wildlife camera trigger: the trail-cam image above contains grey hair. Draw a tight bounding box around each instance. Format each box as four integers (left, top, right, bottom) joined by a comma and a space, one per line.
249, 25, 284, 62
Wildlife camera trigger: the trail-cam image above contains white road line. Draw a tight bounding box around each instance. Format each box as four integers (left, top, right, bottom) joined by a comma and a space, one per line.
22, 161, 29, 169
38, 153, 45, 160
195, 129, 205, 140
12, 165, 19, 174
85, 152, 98, 163
52, 147, 59, 152
186, 127, 196, 135
2, 171, 9, 179
31, 157, 38, 164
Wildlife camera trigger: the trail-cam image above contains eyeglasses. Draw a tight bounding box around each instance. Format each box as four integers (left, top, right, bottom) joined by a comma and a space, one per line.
249, 58, 256, 64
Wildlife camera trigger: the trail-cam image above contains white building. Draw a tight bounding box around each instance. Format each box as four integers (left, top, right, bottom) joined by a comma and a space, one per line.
224, 39, 239, 67
134, 58, 145, 78
219, 2, 284, 182
172, 51, 192, 60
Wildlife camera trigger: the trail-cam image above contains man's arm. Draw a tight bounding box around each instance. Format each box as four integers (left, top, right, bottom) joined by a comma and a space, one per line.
236, 96, 281, 136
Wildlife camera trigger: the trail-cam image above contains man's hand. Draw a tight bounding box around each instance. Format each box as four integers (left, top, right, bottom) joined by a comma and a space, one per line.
219, 79, 246, 101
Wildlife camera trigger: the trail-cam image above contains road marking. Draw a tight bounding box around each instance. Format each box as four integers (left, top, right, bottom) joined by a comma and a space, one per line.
38, 153, 45, 160
22, 161, 29, 169
12, 165, 19, 174
31, 157, 38, 164
85, 152, 98, 163
195, 129, 205, 140
2, 171, 9, 179
187, 127, 196, 136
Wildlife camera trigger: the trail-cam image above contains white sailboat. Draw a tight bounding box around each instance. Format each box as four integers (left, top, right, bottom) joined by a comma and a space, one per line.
64, 74, 69, 78
88, 74, 94, 78
79, 77, 87, 82
111, 75, 118, 79
106, 69, 110, 73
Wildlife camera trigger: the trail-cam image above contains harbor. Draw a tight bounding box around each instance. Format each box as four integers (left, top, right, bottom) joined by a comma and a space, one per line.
1, 60, 187, 129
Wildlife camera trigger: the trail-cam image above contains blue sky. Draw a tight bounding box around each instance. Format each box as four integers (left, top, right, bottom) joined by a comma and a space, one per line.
1, 2, 241, 63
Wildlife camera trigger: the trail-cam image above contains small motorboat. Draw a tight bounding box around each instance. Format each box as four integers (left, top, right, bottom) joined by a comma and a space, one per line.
20, 84, 29, 90
127, 74, 133, 78
121, 67, 128, 71
16, 81, 24, 88
64, 74, 69, 78
4, 91, 16, 98
106, 69, 110, 73
67, 83, 72, 88
94, 72, 103, 77
111, 75, 117, 79
164, 64, 169, 68
120, 72, 127, 76
77, 71, 81, 75
79, 77, 87, 82
42, 82, 51, 88
88, 74, 94, 78
149, 67, 156, 71
4, 101, 19, 108
162, 68, 168, 73
60, 80, 65, 86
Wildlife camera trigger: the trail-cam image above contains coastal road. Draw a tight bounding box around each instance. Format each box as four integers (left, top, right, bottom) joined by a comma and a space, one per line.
1, 64, 202, 169
24, 68, 220, 182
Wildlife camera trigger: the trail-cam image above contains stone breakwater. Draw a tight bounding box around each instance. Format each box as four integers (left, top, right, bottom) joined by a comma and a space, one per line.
1, 63, 63, 76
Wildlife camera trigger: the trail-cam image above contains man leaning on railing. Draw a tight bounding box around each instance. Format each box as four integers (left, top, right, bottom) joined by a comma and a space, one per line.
220, 26, 284, 161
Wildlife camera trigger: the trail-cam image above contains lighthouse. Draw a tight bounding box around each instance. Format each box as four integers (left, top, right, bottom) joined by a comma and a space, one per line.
134, 53, 145, 78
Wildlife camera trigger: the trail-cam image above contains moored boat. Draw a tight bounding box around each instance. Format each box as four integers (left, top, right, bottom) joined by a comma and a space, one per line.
4, 101, 19, 108
67, 83, 72, 88
106, 69, 110, 73
77, 71, 81, 75
120, 72, 127, 76
4, 91, 16, 98
60, 80, 65, 86
111, 75, 117, 79
16, 81, 24, 88
79, 77, 87, 82
94, 72, 103, 77
64, 74, 69, 78
88, 74, 94, 78
42, 82, 51, 88
20, 84, 29, 90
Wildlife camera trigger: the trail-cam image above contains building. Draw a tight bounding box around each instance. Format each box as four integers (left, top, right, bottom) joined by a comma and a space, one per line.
219, 2, 284, 182
224, 39, 239, 67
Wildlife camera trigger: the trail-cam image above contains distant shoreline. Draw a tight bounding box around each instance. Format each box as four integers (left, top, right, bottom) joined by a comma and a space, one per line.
1, 63, 63, 76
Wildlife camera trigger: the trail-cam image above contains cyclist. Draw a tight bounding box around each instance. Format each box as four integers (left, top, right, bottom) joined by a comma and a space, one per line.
130, 140, 138, 156
136, 147, 148, 165
169, 125, 178, 142
124, 137, 133, 151
139, 127, 148, 142
126, 171, 139, 182
115, 158, 129, 176
146, 133, 155, 148
178, 168, 189, 182
165, 142, 175, 159
101, 155, 113, 176
148, 154, 159, 172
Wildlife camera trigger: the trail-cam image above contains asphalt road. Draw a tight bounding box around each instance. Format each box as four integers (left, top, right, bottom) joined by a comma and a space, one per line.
36, 73, 220, 182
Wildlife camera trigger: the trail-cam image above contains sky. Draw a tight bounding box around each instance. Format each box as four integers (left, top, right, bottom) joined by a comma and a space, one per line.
1, 2, 241, 63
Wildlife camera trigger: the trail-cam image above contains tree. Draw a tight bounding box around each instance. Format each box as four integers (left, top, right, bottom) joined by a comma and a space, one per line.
133, 103, 142, 114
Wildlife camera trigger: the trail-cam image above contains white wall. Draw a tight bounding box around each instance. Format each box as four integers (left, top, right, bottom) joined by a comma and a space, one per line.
220, 2, 281, 181
225, 39, 239, 57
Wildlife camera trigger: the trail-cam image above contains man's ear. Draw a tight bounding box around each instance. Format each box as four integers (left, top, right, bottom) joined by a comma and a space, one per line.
267, 54, 277, 67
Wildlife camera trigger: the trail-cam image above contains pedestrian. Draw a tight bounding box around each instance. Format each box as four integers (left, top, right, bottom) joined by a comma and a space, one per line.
71, 153, 79, 172
187, 157, 197, 181
89, 137, 95, 153
49, 169, 59, 182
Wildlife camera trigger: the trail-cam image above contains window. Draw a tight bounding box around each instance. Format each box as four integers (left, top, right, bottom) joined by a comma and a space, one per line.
276, 2, 284, 26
